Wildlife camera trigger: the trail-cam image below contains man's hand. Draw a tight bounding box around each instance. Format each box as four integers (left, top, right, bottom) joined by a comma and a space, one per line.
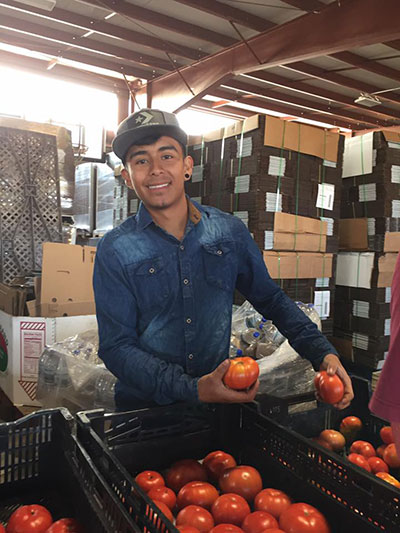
319, 353, 354, 409
198, 359, 259, 403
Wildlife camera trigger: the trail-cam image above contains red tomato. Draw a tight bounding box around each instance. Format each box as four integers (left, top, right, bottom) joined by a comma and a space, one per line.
203, 451, 237, 481
7, 505, 53, 533
383, 443, 400, 468
210, 525, 244, 533
312, 438, 333, 451
254, 489, 291, 519
279, 502, 330, 533
177, 481, 219, 510
380, 426, 394, 445
212, 494, 251, 526
135, 470, 165, 493
349, 441, 376, 459
318, 430, 345, 452
219, 466, 262, 503
223, 358, 259, 390
241, 511, 278, 533
177, 527, 200, 533
148, 486, 177, 510
151, 500, 174, 523
376, 444, 387, 458
166, 460, 208, 493
176, 505, 214, 533
314, 371, 344, 405
348, 453, 371, 472
258, 530, 285, 533
44, 519, 83, 533
367, 456, 389, 474
376, 472, 400, 488
339, 416, 362, 443
0, 526, 4, 533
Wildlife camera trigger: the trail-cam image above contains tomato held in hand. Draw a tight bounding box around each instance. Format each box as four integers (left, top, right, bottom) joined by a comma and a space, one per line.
339, 416, 362, 443
166, 460, 208, 493
368, 456, 389, 474
241, 511, 278, 533
203, 451, 237, 481
135, 470, 165, 493
148, 486, 177, 510
211, 494, 250, 526
0, 526, 4, 533
350, 441, 376, 459
383, 443, 400, 469
279, 502, 330, 533
376, 472, 400, 488
176, 505, 214, 533
254, 488, 291, 519
7, 505, 53, 533
314, 371, 344, 405
209, 525, 244, 533
380, 426, 394, 445
348, 453, 371, 472
219, 466, 262, 503
223, 358, 259, 391
318, 430, 345, 452
44, 518, 84, 533
177, 481, 219, 510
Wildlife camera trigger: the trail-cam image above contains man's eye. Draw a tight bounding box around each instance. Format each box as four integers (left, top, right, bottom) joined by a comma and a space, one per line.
162, 154, 173, 159
135, 159, 147, 164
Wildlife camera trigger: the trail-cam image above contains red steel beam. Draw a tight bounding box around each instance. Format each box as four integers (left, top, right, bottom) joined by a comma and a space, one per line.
386, 40, 400, 51
0, 0, 205, 61
210, 88, 368, 130
281, 0, 325, 12
147, 0, 400, 112
0, 48, 126, 92
173, 0, 274, 32
0, 13, 174, 71
244, 70, 400, 122
224, 79, 389, 127
330, 51, 400, 83
0, 30, 155, 79
285, 61, 400, 105
191, 99, 255, 119
81, 0, 236, 47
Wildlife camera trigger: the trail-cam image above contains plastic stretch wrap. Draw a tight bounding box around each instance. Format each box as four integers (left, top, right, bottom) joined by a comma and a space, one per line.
37, 329, 116, 413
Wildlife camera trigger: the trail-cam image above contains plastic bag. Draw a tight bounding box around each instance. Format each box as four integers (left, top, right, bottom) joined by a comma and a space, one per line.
36, 329, 116, 413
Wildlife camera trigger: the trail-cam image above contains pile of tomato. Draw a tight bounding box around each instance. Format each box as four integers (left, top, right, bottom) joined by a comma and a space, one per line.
0, 505, 84, 533
136, 451, 331, 533
313, 416, 400, 488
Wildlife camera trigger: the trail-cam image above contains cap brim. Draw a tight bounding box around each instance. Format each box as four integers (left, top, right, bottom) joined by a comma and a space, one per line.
112, 124, 187, 161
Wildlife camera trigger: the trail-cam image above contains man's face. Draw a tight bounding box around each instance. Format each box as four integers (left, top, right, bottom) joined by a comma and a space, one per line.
122, 136, 193, 211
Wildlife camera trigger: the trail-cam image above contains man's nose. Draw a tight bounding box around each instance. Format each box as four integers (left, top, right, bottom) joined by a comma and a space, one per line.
150, 160, 164, 174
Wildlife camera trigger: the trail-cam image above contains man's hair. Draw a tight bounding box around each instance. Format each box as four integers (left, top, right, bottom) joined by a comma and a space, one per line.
123, 134, 186, 164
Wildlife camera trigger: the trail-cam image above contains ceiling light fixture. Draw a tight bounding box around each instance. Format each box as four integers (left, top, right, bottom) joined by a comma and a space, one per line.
354, 92, 381, 107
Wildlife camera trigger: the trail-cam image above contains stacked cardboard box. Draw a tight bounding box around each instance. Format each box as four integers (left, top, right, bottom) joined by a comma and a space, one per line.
188, 115, 345, 337
332, 131, 400, 370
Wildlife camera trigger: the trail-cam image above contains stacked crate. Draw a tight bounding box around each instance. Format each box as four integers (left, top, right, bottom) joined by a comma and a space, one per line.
187, 115, 345, 338
333, 131, 400, 371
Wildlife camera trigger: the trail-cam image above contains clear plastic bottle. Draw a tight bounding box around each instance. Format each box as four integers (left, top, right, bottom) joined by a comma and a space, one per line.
94, 371, 117, 410
243, 331, 261, 357
229, 344, 243, 358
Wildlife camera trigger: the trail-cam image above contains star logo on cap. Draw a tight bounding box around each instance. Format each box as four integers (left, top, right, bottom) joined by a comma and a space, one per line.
135, 111, 154, 125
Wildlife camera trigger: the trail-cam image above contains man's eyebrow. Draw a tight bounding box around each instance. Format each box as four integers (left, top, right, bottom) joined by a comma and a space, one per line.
159, 145, 178, 153
129, 149, 147, 158
128, 145, 178, 158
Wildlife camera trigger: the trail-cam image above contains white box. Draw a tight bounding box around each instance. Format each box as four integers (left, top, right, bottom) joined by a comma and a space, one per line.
0, 310, 97, 406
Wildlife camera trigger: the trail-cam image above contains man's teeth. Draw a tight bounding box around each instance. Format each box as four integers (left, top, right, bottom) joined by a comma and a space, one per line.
149, 183, 169, 189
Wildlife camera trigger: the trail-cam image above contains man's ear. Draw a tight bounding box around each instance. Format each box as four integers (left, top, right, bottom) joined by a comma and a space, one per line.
183, 155, 194, 178
121, 168, 135, 191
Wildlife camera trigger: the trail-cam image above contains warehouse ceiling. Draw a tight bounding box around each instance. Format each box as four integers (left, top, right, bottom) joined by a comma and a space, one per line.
1, 0, 400, 131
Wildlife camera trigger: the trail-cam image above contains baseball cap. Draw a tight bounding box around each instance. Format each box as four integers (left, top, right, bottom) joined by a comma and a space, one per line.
112, 108, 188, 162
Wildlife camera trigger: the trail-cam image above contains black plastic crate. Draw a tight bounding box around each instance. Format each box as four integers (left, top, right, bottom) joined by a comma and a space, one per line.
77, 402, 400, 533
0, 408, 140, 532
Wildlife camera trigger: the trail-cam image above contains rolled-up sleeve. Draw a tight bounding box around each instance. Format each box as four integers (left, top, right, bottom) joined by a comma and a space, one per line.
93, 238, 199, 405
234, 220, 338, 369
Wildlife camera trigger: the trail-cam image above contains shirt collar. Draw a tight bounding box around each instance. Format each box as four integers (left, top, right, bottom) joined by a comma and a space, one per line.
135, 196, 202, 230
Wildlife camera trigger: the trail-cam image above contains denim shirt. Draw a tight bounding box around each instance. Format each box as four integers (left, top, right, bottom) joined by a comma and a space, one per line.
93, 199, 338, 409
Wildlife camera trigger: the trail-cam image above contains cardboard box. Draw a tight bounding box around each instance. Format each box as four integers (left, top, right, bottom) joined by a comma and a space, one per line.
38, 243, 96, 317
264, 115, 340, 162
272, 213, 327, 252
263, 252, 333, 279
339, 219, 369, 250
0, 284, 27, 316
384, 232, 400, 252
0, 310, 97, 406
336, 252, 397, 288
188, 114, 259, 145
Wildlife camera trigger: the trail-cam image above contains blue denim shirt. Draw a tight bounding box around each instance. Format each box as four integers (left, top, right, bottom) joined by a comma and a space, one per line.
93, 199, 338, 409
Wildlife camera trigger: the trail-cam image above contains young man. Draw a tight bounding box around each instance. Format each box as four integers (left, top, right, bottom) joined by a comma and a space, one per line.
93, 108, 353, 411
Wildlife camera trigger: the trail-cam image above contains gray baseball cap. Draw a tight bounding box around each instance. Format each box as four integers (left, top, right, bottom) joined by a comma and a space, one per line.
112, 108, 188, 162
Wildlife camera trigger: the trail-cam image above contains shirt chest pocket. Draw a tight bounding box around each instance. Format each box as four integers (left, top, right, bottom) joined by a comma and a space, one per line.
202, 242, 236, 291
128, 257, 170, 311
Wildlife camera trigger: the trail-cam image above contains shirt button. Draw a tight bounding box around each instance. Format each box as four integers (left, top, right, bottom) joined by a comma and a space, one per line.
186, 318, 192, 324
188, 354, 194, 360
183, 278, 189, 285
217, 250, 223, 255
149, 267, 155, 274
180, 245, 185, 251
